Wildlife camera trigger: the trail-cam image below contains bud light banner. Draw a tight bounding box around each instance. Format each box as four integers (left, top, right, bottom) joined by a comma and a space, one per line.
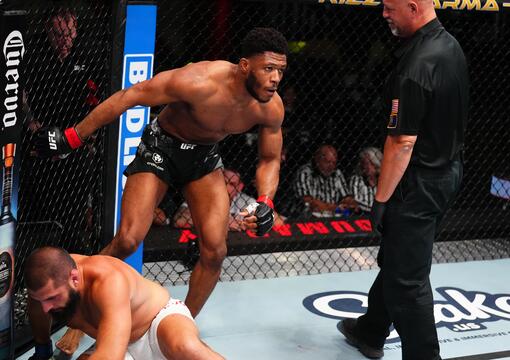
0, 9, 25, 360
115, 3, 157, 272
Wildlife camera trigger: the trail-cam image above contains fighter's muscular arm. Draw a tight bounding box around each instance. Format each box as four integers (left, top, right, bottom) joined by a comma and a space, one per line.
238, 101, 283, 235
75, 63, 211, 139
88, 273, 132, 360
375, 134, 417, 202
255, 100, 285, 200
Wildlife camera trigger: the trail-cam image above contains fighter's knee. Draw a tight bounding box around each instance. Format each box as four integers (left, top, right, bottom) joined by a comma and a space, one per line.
199, 245, 227, 269
111, 230, 143, 259
168, 337, 203, 359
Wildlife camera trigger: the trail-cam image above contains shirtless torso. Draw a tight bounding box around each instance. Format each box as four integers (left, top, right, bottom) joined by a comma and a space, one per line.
67, 255, 169, 343
27, 249, 223, 359
158, 61, 283, 144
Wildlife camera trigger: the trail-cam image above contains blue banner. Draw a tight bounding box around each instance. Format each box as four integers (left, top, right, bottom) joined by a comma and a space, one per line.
115, 4, 157, 272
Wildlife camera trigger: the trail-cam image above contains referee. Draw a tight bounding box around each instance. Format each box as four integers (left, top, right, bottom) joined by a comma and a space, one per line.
337, 0, 469, 358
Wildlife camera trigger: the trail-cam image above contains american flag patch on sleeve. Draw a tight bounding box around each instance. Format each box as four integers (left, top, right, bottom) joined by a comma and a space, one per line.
387, 99, 399, 128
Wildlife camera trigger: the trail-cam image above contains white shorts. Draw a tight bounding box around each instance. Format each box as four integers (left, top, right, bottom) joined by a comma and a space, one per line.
82, 298, 194, 360
126, 298, 194, 360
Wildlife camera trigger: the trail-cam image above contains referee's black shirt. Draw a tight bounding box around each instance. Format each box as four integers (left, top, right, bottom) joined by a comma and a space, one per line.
384, 18, 469, 168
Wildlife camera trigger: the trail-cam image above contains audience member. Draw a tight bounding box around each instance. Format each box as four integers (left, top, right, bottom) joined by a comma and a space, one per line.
349, 147, 383, 212
22, 9, 108, 355
294, 144, 358, 216
45, 9, 78, 62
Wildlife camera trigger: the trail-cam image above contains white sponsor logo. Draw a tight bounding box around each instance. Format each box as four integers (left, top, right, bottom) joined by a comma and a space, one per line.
303, 287, 510, 341
119, 56, 153, 171
147, 162, 163, 171
128, 60, 149, 84
180, 143, 196, 150
152, 153, 163, 164
48, 131, 57, 150
3, 30, 25, 129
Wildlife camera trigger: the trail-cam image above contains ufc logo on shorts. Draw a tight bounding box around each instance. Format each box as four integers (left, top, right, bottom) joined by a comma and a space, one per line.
180, 143, 196, 150
48, 131, 57, 150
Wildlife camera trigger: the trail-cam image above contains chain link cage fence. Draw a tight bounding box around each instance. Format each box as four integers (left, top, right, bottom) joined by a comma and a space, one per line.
13, 0, 112, 350
143, 0, 510, 285
9, 0, 510, 354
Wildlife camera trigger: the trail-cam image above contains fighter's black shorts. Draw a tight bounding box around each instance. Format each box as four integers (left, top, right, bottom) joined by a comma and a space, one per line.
124, 119, 223, 188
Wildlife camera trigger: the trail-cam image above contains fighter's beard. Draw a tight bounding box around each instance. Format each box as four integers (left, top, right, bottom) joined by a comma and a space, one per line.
50, 289, 81, 324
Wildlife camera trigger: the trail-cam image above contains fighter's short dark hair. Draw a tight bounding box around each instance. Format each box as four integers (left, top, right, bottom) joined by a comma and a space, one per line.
240, 27, 288, 58
24, 246, 77, 291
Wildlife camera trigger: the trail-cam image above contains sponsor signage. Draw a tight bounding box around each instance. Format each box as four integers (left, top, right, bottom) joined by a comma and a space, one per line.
115, 4, 157, 272
304, 288, 510, 343
177, 218, 373, 243
317, 0, 510, 11
0, 10, 25, 360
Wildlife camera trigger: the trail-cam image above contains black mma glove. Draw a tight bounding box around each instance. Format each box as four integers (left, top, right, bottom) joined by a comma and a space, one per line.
254, 195, 275, 236
28, 340, 53, 360
33, 126, 83, 158
370, 200, 386, 234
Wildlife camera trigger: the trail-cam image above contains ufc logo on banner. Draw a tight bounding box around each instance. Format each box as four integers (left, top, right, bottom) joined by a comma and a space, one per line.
180, 143, 196, 150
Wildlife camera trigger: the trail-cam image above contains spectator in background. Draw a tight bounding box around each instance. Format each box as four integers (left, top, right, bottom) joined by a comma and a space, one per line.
27, 8, 101, 122
23, 8, 107, 356
174, 169, 285, 231
45, 9, 78, 62
294, 144, 358, 216
349, 147, 383, 213
23, 7, 103, 247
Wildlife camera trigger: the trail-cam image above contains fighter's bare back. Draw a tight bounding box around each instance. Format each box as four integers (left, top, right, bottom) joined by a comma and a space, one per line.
65, 255, 170, 343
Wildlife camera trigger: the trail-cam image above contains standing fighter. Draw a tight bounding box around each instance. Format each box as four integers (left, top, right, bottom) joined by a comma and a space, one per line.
337, 0, 469, 359
32, 27, 287, 355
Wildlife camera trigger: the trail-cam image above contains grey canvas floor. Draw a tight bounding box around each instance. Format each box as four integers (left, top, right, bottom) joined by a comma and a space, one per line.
18, 258, 510, 359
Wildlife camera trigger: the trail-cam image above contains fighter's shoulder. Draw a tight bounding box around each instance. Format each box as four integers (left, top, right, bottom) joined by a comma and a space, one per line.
170, 61, 226, 98
260, 92, 285, 126
79, 255, 125, 280
196, 60, 236, 87
85, 257, 131, 295
70, 254, 87, 262
201, 59, 233, 73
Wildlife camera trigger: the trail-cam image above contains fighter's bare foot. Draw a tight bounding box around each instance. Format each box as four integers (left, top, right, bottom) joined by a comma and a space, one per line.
55, 328, 84, 355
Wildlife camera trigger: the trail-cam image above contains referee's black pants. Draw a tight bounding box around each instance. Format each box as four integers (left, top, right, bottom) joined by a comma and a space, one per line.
356, 161, 463, 360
